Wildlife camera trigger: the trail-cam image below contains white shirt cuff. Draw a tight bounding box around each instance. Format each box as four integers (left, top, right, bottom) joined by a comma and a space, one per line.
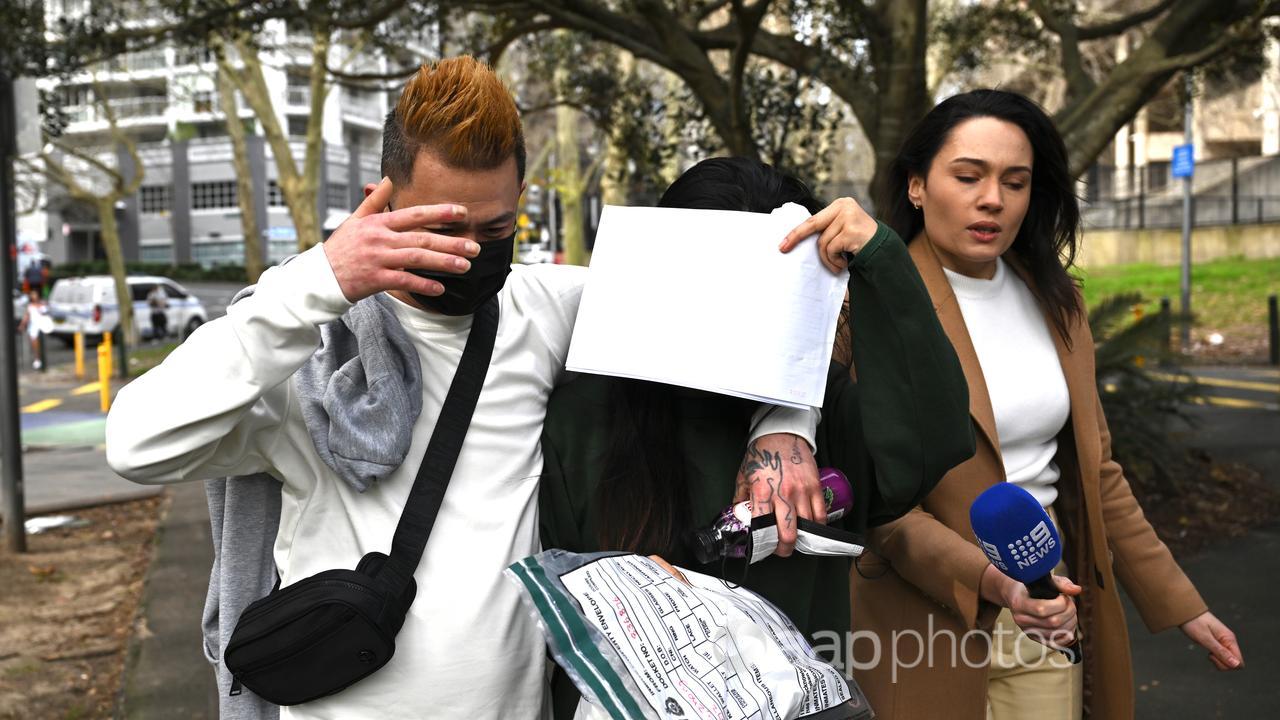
748, 405, 820, 452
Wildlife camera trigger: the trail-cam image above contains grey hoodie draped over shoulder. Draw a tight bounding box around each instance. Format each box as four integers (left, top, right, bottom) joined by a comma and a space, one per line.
203, 286, 422, 719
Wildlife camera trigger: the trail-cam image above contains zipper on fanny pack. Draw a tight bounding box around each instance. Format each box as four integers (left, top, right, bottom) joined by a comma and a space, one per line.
236, 577, 381, 628
229, 676, 242, 696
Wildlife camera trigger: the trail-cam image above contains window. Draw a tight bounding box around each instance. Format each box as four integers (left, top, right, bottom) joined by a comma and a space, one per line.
268, 240, 296, 263
130, 283, 155, 303
60, 84, 93, 108
1147, 162, 1170, 194
193, 90, 216, 114
139, 185, 171, 214
326, 182, 348, 210
191, 181, 238, 210
287, 116, 309, 137
192, 241, 245, 267
268, 180, 286, 207
163, 282, 188, 299
175, 47, 215, 66
139, 244, 173, 263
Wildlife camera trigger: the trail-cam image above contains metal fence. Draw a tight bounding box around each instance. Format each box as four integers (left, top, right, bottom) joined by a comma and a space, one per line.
1083, 195, 1280, 230
1084, 155, 1280, 230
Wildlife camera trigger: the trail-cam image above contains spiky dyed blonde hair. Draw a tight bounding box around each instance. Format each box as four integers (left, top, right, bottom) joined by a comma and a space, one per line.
381, 56, 525, 185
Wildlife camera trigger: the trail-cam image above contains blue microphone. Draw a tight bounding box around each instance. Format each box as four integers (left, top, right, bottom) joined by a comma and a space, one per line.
970, 482, 1082, 664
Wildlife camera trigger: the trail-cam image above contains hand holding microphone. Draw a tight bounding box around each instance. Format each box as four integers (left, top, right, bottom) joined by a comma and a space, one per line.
971, 483, 1083, 664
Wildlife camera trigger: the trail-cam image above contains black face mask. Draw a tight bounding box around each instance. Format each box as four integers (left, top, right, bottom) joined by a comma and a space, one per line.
409, 232, 514, 316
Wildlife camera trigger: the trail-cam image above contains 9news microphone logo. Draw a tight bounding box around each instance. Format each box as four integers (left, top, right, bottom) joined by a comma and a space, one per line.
979, 521, 1057, 572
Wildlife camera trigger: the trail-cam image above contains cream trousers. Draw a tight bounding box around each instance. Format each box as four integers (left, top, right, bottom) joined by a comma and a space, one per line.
986, 507, 1083, 720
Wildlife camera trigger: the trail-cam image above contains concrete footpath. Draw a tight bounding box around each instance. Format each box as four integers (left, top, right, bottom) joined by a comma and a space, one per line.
120, 481, 217, 719
1124, 367, 1280, 718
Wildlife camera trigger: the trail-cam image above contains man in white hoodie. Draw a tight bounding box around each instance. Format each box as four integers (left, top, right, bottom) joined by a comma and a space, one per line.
106, 57, 821, 719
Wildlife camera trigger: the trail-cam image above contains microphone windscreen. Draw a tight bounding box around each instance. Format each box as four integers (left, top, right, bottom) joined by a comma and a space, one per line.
970, 482, 1062, 584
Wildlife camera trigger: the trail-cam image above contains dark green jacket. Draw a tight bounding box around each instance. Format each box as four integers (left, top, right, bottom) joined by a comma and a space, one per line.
538, 225, 974, 713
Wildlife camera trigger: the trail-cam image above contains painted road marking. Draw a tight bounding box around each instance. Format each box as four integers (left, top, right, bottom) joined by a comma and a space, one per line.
21, 398, 64, 413
1149, 371, 1279, 394
1190, 395, 1280, 412
71, 382, 102, 396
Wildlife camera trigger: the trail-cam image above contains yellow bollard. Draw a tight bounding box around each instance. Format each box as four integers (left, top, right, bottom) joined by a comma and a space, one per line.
74, 332, 85, 379
97, 342, 111, 413
103, 330, 112, 352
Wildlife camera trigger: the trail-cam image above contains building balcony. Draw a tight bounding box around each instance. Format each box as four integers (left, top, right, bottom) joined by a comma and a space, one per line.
111, 96, 169, 119
94, 49, 170, 75
64, 96, 168, 126
342, 99, 384, 126
286, 86, 310, 107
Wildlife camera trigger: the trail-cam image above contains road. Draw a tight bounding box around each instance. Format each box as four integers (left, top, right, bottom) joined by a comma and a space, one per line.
14, 280, 244, 374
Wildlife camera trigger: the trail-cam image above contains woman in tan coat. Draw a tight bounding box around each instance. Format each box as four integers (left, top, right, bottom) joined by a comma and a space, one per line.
823, 90, 1241, 719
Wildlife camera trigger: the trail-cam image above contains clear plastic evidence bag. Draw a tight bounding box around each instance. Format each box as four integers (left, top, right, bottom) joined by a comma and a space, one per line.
507, 550, 873, 720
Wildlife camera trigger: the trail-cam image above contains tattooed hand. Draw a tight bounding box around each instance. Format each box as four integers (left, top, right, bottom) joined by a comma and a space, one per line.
733, 433, 824, 558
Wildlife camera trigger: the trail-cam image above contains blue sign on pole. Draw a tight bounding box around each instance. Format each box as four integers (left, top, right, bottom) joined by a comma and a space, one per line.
1171, 144, 1195, 178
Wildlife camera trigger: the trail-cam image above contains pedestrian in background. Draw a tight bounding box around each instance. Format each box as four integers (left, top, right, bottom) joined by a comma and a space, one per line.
17, 289, 48, 370
849, 89, 1241, 720
147, 284, 169, 340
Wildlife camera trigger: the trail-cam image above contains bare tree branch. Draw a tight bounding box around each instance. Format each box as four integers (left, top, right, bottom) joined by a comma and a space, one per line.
47, 139, 122, 187
694, 0, 734, 24
1077, 0, 1178, 40
1029, 0, 1094, 101
1144, 9, 1265, 74
727, 0, 773, 145
483, 19, 560, 65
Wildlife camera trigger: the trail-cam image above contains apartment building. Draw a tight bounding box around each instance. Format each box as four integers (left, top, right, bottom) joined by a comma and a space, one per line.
21, 1, 391, 267
1097, 20, 1280, 207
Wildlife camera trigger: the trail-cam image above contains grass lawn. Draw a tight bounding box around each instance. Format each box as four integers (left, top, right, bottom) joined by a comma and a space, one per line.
127, 340, 180, 374
1077, 256, 1280, 335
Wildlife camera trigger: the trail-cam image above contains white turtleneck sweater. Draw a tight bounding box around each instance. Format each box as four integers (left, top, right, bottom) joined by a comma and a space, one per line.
943, 258, 1070, 507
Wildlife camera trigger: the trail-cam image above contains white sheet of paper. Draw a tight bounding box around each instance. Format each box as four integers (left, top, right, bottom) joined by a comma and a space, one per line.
565, 203, 849, 409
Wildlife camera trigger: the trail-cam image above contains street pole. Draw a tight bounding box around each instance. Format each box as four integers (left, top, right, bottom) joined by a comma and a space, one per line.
1179, 72, 1194, 353
0, 74, 28, 553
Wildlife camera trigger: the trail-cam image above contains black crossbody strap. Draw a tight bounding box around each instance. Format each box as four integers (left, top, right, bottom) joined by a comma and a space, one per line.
376, 297, 499, 594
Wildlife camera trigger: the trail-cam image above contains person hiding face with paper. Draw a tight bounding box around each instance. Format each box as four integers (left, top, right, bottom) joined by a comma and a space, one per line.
537, 156, 975, 720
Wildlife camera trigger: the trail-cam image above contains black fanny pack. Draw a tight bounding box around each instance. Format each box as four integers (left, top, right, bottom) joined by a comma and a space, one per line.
223, 297, 499, 706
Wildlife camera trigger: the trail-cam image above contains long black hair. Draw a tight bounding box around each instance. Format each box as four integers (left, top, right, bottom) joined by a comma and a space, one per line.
878, 89, 1083, 341
594, 157, 825, 557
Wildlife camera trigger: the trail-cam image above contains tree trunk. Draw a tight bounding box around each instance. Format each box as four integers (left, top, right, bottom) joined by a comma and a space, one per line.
217, 64, 265, 282
295, 25, 331, 250
866, 0, 930, 208
600, 53, 634, 206
555, 63, 589, 267
230, 35, 324, 252
96, 199, 134, 344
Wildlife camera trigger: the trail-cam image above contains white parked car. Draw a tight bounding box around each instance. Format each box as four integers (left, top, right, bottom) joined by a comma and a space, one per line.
46, 275, 207, 343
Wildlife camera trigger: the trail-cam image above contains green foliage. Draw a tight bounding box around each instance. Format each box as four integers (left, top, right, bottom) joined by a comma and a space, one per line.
744, 62, 844, 191
1090, 293, 1198, 494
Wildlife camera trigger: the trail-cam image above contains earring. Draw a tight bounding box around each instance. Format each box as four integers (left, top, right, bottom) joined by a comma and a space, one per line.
912, 202, 921, 210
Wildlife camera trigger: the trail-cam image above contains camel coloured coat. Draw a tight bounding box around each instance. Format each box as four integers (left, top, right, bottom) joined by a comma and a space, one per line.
848, 236, 1208, 719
